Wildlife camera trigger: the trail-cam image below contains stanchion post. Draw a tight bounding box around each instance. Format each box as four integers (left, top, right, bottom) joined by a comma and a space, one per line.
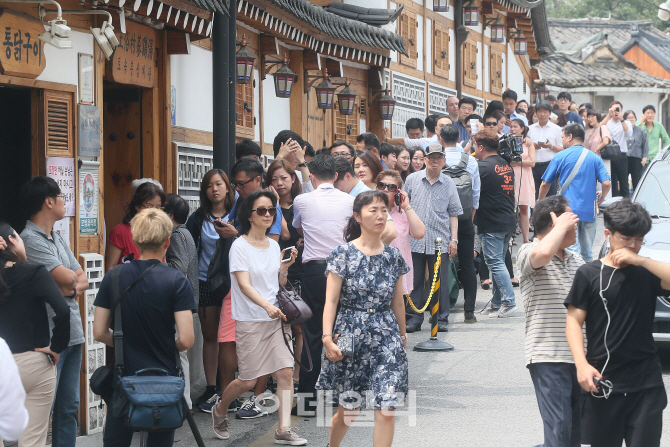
414, 238, 454, 352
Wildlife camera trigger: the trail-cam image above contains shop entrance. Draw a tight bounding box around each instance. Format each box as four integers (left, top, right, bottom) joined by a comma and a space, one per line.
0, 86, 33, 231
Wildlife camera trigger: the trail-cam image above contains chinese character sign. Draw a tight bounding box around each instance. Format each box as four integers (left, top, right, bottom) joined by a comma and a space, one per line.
0, 9, 46, 79
108, 20, 157, 88
79, 161, 99, 235
46, 157, 75, 216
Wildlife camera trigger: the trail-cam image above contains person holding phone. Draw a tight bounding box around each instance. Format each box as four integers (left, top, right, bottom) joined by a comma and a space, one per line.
375, 170, 426, 297
602, 100, 633, 198
528, 101, 563, 199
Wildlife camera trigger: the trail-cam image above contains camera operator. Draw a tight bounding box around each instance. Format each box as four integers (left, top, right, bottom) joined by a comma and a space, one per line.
472, 129, 518, 317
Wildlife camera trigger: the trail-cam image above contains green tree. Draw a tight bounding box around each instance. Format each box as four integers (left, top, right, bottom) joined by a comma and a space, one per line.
545, 0, 669, 31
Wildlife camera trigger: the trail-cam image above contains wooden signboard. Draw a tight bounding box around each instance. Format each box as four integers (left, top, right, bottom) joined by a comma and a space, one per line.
0, 9, 46, 78
107, 20, 157, 88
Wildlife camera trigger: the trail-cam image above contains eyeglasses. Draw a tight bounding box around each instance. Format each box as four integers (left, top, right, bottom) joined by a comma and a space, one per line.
231, 176, 258, 190
485, 122, 498, 127
613, 234, 645, 247
332, 152, 352, 159
253, 207, 277, 217
376, 182, 399, 192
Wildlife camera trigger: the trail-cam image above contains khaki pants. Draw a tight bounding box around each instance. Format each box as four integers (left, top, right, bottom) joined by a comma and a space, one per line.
13, 351, 57, 447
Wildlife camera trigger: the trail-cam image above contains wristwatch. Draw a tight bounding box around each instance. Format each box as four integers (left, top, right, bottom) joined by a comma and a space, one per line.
298, 163, 307, 168
450, 239, 459, 244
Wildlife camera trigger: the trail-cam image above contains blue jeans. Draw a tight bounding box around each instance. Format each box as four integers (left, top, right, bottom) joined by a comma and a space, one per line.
568, 221, 596, 262
52, 344, 82, 447
481, 232, 516, 308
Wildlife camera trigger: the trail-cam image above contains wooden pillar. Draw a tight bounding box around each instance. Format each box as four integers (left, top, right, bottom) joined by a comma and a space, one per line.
289, 50, 308, 139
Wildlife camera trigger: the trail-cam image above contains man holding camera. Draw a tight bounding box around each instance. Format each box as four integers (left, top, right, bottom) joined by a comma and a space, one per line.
539, 124, 611, 262
472, 129, 518, 317
602, 101, 633, 198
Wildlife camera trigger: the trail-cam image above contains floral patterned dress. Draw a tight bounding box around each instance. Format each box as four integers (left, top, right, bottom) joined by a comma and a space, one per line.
316, 242, 410, 410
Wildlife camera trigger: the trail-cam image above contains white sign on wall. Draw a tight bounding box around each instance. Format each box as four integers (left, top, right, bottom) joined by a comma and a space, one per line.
46, 157, 75, 216
79, 160, 99, 235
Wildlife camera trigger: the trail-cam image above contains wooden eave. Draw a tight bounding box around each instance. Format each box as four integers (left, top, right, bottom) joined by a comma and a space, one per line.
237, 0, 392, 68
131, 0, 213, 38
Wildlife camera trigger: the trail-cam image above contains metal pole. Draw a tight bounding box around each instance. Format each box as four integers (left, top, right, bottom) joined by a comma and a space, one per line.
454, 0, 469, 100
212, 11, 230, 171
414, 238, 454, 352
227, 6, 237, 171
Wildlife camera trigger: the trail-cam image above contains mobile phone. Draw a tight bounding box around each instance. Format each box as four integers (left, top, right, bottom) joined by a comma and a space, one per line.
281, 246, 295, 263
214, 220, 225, 227
394, 191, 405, 207
615, 107, 620, 112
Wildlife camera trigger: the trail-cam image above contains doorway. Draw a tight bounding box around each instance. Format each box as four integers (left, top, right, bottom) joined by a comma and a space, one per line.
0, 86, 33, 231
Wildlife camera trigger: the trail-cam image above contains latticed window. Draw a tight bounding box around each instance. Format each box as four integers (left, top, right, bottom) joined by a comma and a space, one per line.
433, 23, 449, 78
235, 77, 254, 139
399, 10, 418, 68
490, 49, 503, 95
463, 40, 477, 88
334, 100, 360, 145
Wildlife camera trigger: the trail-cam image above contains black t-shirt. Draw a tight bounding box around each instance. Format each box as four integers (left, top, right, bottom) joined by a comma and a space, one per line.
564, 261, 670, 393
476, 155, 516, 234
94, 259, 196, 376
0, 263, 70, 354
279, 205, 303, 283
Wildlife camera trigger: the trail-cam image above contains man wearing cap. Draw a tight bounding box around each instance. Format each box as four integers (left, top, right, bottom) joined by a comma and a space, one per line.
528, 101, 564, 199
403, 143, 463, 333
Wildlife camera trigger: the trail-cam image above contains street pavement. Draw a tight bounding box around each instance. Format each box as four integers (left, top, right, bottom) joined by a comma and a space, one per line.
158, 216, 670, 447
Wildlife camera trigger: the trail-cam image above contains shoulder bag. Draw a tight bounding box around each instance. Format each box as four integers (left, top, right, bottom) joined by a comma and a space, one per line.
600, 127, 622, 160
276, 280, 313, 371
558, 148, 590, 196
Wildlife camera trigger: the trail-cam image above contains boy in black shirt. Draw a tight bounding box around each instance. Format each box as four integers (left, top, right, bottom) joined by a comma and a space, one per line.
565, 199, 670, 447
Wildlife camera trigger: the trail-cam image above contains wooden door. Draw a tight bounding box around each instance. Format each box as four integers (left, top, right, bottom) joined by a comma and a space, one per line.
306, 89, 333, 149
103, 86, 142, 238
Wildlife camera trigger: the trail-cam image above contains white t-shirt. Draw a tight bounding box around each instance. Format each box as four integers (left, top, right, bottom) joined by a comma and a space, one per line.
229, 236, 281, 322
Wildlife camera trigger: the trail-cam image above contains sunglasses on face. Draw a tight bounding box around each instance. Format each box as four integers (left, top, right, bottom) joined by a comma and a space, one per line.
376, 181, 399, 192
253, 207, 277, 217
485, 122, 498, 127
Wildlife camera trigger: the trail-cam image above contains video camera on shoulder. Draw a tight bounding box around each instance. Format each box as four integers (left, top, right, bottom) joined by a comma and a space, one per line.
497, 133, 523, 164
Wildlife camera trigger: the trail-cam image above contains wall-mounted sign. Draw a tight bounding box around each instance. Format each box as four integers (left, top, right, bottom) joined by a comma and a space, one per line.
46, 157, 75, 216
79, 53, 94, 104
107, 20, 157, 88
0, 9, 46, 79
78, 104, 101, 157
79, 161, 99, 235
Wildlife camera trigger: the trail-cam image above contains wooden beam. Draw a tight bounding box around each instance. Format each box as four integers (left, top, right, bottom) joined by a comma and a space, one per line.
260, 33, 279, 56
167, 29, 191, 54
303, 51, 321, 71
324, 58, 343, 78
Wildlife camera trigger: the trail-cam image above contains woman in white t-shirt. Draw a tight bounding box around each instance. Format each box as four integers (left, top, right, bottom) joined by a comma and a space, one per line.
211, 191, 305, 445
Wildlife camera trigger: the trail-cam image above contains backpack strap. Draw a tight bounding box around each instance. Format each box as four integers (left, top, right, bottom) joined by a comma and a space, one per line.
458, 152, 470, 169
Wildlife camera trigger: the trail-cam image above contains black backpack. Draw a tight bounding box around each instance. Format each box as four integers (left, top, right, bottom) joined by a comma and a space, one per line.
442, 153, 473, 221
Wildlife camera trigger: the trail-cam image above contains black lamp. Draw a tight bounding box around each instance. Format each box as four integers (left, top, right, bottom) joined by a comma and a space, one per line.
272, 58, 298, 98
336, 79, 358, 115
235, 35, 256, 84
433, 0, 448, 12
463, 0, 479, 26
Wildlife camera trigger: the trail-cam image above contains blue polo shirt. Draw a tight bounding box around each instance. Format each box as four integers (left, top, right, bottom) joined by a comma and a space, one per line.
542, 146, 610, 222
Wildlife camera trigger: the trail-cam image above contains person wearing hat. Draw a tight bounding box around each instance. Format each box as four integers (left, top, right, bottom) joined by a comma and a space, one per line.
528, 101, 564, 199
403, 142, 463, 333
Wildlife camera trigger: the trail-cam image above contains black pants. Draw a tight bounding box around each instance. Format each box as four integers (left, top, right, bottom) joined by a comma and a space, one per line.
456, 218, 477, 312
610, 152, 630, 198
581, 385, 667, 447
297, 262, 327, 413
628, 156, 644, 191
103, 394, 175, 447
529, 363, 581, 447
533, 162, 557, 200
406, 252, 450, 326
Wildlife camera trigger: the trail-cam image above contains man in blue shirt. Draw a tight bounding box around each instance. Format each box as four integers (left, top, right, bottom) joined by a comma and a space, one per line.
455, 97, 478, 144
557, 92, 584, 127
502, 89, 528, 133
539, 124, 611, 261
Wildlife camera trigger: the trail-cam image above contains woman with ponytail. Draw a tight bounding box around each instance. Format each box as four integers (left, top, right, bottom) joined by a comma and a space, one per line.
317, 190, 409, 447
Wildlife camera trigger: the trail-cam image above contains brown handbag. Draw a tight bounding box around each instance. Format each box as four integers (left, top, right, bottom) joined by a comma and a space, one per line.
276, 281, 313, 371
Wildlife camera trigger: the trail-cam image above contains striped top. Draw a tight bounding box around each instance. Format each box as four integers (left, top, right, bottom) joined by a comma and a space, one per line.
517, 239, 584, 366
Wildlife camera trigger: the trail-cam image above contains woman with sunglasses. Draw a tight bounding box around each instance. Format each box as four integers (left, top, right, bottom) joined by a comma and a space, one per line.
409, 148, 425, 173
353, 151, 384, 190
106, 181, 166, 271
317, 190, 409, 447
376, 170, 425, 295
509, 119, 536, 244
212, 191, 306, 445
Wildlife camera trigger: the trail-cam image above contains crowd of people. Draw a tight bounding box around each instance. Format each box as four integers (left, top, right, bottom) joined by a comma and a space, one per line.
1, 87, 669, 447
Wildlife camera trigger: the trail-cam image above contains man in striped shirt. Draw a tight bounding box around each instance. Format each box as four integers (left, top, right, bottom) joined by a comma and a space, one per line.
517, 196, 584, 447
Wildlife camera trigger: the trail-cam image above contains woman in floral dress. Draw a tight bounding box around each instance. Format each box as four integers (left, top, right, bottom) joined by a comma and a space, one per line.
317, 190, 409, 447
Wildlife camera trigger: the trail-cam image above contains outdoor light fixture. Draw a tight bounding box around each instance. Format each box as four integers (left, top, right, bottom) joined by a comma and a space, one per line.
91, 21, 119, 59
235, 35, 256, 84
463, 0, 479, 26
485, 15, 505, 43
41, 18, 72, 48
336, 79, 358, 115
261, 54, 298, 98
304, 69, 337, 110
512, 30, 527, 55
370, 86, 397, 120
658, 0, 670, 20
433, 0, 448, 12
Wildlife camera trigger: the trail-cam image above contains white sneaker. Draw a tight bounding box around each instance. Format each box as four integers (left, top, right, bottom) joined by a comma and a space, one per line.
497, 305, 518, 318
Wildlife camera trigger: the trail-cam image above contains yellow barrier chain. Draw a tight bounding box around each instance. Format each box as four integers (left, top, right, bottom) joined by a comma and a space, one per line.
405, 251, 442, 313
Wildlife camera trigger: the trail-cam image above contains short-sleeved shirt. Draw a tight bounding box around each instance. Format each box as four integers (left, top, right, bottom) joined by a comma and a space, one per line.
108, 223, 139, 264
196, 213, 230, 281
21, 220, 84, 346
606, 119, 633, 153
528, 121, 563, 163
563, 111, 584, 127
404, 170, 463, 254
167, 225, 199, 305
476, 155, 516, 235
228, 237, 281, 322
564, 261, 670, 393
517, 240, 584, 366
94, 259, 196, 376
229, 198, 283, 236
542, 146, 610, 222
349, 180, 371, 197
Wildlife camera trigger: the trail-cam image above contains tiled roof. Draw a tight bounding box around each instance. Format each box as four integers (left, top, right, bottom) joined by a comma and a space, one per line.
271, 0, 407, 55
620, 25, 670, 73
323, 2, 403, 27
548, 18, 668, 51
187, 0, 229, 16
529, 0, 555, 56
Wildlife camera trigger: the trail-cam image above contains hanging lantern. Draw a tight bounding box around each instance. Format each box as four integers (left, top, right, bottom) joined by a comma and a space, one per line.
532, 83, 549, 104
513, 31, 527, 55
272, 61, 298, 98
337, 80, 358, 115
490, 17, 505, 43
433, 0, 448, 12
463, 0, 478, 26
314, 77, 336, 109
378, 89, 396, 120
235, 35, 256, 84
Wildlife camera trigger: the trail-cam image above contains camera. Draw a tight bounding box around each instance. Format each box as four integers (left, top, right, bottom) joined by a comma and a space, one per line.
497, 133, 523, 164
